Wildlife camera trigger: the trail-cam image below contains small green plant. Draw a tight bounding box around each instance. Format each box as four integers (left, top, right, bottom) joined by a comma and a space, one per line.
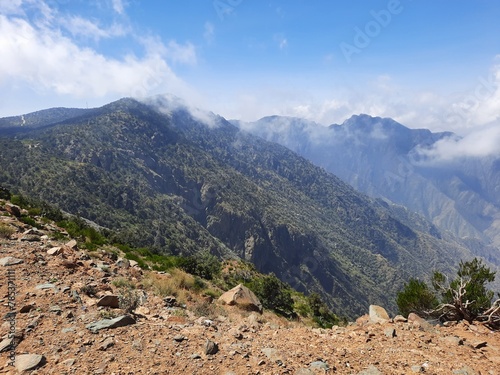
396, 278, 438, 317
112, 277, 136, 289
80, 284, 97, 297
0, 223, 15, 239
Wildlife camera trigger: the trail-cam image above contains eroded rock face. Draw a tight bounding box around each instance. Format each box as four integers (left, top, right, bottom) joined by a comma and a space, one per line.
218, 284, 262, 313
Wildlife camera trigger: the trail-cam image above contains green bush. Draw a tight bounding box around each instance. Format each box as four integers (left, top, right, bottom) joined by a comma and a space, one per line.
307, 292, 340, 328
396, 278, 438, 317
177, 253, 221, 280
246, 273, 294, 316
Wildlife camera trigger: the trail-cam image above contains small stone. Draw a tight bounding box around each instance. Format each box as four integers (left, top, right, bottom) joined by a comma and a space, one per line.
35, 283, 56, 290
471, 340, 487, 349
99, 337, 115, 351
47, 247, 62, 256
20, 234, 40, 242
384, 327, 397, 338
164, 296, 177, 307
173, 335, 186, 342
295, 369, 315, 375
310, 361, 329, 371
204, 339, 218, 355
411, 365, 424, 373
0, 256, 24, 266
20, 304, 35, 313
14, 354, 46, 372
62, 358, 76, 367
393, 315, 407, 323
115, 258, 130, 268
190, 353, 201, 359
357, 365, 382, 374
65, 239, 78, 249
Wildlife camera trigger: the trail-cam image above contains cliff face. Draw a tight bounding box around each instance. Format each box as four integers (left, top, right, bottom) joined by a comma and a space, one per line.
0, 97, 493, 318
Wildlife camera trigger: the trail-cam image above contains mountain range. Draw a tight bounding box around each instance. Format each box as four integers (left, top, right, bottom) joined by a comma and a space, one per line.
0, 96, 498, 318
235, 115, 500, 256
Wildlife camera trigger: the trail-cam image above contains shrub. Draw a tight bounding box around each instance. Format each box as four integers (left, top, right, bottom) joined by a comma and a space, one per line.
246, 273, 294, 316
177, 253, 221, 280
307, 292, 340, 328
0, 223, 15, 239
396, 278, 438, 317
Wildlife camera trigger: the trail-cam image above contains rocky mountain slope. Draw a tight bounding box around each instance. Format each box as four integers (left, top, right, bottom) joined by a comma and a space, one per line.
0, 97, 495, 318
236, 115, 500, 252
1, 203, 499, 375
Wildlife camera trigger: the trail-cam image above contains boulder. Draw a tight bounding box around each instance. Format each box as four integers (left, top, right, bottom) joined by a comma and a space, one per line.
97, 295, 120, 308
86, 314, 136, 333
218, 284, 263, 313
5, 203, 21, 217
14, 354, 46, 372
369, 305, 390, 324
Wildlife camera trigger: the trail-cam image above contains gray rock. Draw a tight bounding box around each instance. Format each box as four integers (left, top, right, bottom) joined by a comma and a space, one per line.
97, 295, 120, 308
384, 327, 397, 338
0, 256, 23, 266
310, 360, 329, 371
204, 339, 219, 355
453, 367, 476, 375
35, 283, 56, 290
411, 365, 424, 373
173, 335, 186, 342
14, 354, 46, 372
190, 353, 201, 359
86, 314, 136, 333
115, 258, 130, 268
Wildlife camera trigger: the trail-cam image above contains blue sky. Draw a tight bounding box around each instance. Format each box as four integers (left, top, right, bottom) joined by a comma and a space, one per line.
1, 0, 500, 135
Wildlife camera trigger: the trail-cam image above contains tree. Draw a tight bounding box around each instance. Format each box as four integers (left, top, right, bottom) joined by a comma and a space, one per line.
396, 278, 438, 317
432, 258, 495, 323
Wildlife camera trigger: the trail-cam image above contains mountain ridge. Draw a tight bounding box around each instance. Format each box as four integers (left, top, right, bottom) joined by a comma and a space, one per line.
0, 97, 497, 318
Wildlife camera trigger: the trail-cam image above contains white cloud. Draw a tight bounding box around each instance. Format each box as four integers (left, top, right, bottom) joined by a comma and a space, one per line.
274, 33, 288, 50
111, 0, 125, 15
0, 1, 197, 113
61, 15, 127, 41
415, 124, 500, 163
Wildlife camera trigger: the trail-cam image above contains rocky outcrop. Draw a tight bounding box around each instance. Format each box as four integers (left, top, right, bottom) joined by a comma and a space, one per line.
218, 284, 262, 313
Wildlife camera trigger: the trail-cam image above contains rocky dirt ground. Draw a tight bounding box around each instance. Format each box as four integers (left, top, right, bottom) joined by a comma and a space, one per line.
0, 205, 499, 375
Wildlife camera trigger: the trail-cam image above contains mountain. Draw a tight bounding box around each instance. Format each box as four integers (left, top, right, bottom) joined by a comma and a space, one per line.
0, 97, 494, 318
236, 115, 500, 255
